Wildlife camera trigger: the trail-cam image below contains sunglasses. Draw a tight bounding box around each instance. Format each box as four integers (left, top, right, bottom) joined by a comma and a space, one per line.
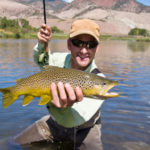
70, 39, 98, 49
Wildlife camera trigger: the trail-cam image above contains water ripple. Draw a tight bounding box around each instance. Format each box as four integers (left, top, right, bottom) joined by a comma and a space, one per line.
1, 39, 150, 150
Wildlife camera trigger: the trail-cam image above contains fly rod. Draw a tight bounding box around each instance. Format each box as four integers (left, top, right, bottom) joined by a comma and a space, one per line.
43, 0, 46, 24
43, 0, 49, 53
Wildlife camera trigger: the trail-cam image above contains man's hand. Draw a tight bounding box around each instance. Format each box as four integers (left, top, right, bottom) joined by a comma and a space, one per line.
37, 24, 51, 43
50, 82, 83, 108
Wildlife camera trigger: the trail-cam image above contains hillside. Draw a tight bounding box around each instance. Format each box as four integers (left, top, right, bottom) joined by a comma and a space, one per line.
15, 0, 67, 12
0, 0, 150, 35
65, 0, 150, 13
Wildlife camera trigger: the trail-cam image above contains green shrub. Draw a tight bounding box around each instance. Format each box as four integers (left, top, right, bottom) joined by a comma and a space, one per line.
128, 28, 148, 36
51, 26, 63, 33
0, 17, 38, 38
14, 32, 21, 39
0, 17, 19, 29
0, 17, 64, 39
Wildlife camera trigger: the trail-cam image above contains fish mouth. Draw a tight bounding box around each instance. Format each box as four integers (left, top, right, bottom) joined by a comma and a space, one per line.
99, 82, 119, 98
100, 92, 119, 98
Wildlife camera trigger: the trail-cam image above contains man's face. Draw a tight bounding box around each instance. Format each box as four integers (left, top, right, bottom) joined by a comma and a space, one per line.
68, 34, 99, 70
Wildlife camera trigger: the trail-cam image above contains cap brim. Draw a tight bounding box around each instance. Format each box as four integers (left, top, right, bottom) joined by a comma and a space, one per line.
70, 30, 100, 43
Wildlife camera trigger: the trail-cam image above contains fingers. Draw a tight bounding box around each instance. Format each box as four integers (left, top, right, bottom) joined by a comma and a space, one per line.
50, 82, 83, 108
75, 87, 83, 102
57, 82, 68, 107
38, 24, 52, 43
51, 82, 65, 108
65, 83, 76, 106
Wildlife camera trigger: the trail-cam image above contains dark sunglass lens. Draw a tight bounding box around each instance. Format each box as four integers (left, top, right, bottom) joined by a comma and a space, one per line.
71, 39, 98, 49
88, 41, 98, 48
71, 39, 83, 48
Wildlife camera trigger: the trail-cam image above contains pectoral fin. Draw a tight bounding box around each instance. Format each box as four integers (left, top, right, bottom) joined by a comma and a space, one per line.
22, 95, 34, 106
38, 95, 51, 105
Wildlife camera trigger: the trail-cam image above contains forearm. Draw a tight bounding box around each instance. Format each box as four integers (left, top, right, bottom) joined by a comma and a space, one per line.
34, 24, 51, 69
33, 42, 49, 69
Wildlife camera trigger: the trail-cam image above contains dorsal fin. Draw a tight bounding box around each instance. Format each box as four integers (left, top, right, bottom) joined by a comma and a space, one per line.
43, 65, 50, 70
16, 78, 24, 84
43, 65, 59, 71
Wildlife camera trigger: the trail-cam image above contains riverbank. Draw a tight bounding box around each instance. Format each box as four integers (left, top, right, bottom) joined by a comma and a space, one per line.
52, 34, 150, 42
0, 30, 150, 42
100, 35, 150, 42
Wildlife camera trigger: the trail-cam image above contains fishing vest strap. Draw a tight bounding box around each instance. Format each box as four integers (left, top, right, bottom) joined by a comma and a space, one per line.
91, 68, 101, 74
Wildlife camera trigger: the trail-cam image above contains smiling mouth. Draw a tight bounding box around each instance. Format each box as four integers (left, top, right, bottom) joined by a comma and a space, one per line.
78, 55, 89, 60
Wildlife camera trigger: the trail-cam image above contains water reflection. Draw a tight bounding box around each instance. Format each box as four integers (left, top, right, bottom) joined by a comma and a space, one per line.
128, 41, 150, 52
0, 39, 34, 60
0, 39, 150, 150
96, 40, 150, 78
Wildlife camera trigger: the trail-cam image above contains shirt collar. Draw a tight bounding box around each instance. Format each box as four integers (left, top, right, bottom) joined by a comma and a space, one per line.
64, 54, 97, 73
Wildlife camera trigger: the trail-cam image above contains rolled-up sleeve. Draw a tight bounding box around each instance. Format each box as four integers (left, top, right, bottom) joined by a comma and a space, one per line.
33, 42, 49, 69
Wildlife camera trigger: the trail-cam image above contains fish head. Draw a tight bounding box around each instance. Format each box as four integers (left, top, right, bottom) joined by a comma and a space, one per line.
93, 77, 119, 99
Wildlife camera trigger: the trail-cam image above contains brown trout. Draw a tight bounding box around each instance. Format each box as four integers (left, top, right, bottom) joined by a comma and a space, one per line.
0, 66, 119, 108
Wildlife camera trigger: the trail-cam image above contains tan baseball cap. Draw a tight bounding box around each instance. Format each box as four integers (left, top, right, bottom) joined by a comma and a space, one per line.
69, 19, 100, 42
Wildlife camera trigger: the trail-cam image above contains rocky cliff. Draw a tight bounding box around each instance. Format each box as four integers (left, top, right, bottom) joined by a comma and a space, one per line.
1, 0, 150, 35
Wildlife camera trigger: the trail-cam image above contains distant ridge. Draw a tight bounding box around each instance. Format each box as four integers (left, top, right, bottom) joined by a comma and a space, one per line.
67, 0, 150, 13
0, 0, 150, 35
14, 0, 150, 14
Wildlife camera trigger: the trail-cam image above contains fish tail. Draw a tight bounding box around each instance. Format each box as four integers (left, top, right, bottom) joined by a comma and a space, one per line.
0, 87, 17, 108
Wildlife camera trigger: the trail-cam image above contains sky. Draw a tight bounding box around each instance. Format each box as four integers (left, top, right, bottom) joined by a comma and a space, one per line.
136, 0, 150, 6
62, 0, 150, 6
62, 0, 74, 3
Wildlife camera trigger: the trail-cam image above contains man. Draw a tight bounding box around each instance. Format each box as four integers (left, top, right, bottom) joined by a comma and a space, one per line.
15, 19, 105, 150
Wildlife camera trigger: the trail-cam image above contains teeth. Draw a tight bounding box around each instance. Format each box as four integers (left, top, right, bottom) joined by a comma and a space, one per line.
80, 56, 86, 59
104, 92, 119, 98
99, 88, 105, 95
78, 55, 88, 59
99, 84, 115, 96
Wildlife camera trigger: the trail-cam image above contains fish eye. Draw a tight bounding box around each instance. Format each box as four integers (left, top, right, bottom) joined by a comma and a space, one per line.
103, 82, 106, 85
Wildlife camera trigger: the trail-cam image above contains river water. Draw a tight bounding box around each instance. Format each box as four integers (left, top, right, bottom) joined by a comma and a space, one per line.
0, 39, 150, 150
